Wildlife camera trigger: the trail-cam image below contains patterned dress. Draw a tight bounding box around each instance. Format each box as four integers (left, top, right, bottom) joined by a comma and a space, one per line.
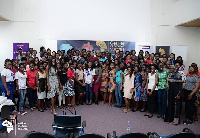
100, 72, 109, 93
64, 69, 75, 97
134, 72, 142, 101
165, 71, 183, 123
109, 69, 116, 93
140, 72, 147, 101
157, 71, 168, 89
196, 93, 200, 107
64, 79, 75, 96
47, 68, 59, 99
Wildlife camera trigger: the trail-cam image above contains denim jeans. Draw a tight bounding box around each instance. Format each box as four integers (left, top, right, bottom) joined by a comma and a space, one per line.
157, 89, 166, 115
19, 89, 26, 111
2, 82, 15, 100
85, 84, 93, 101
2, 82, 14, 110
27, 88, 37, 108
115, 82, 122, 106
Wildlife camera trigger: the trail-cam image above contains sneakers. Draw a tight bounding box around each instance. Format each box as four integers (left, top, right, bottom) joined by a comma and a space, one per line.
18, 111, 27, 115
13, 110, 18, 113
33, 107, 37, 109
183, 120, 193, 125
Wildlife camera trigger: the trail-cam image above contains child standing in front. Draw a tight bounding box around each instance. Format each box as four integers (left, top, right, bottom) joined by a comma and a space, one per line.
115, 64, 123, 108
108, 62, 116, 107
15, 63, 27, 115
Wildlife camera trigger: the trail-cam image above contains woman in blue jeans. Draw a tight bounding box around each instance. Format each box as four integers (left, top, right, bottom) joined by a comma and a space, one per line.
84, 61, 95, 105
157, 63, 168, 119
1, 59, 15, 111
15, 63, 27, 115
115, 64, 123, 108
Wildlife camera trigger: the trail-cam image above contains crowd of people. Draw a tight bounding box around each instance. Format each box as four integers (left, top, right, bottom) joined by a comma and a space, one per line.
1, 46, 200, 126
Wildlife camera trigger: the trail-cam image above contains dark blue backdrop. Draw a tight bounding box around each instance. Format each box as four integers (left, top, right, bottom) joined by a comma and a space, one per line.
57, 40, 135, 54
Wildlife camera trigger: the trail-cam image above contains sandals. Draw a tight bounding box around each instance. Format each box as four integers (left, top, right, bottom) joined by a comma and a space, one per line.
194, 118, 198, 122
123, 109, 128, 113
157, 115, 162, 118
148, 114, 153, 118
123, 109, 130, 113
51, 109, 57, 115
132, 108, 138, 112
67, 104, 74, 109
144, 113, 150, 116
100, 101, 105, 105
59, 106, 63, 109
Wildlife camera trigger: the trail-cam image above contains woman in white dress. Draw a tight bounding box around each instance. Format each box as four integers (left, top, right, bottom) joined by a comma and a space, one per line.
123, 66, 134, 113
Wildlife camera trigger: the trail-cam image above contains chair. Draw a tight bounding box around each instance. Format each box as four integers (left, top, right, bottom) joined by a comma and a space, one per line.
52, 115, 86, 138
119, 133, 148, 138
23, 131, 55, 138
0, 121, 8, 138
76, 133, 105, 138
113, 131, 116, 138
166, 132, 197, 138
107, 133, 111, 138
0, 105, 10, 121
0, 73, 3, 94
167, 128, 198, 138
54, 127, 82, 138
147, 132, 160, 138
107, 131, 116, 138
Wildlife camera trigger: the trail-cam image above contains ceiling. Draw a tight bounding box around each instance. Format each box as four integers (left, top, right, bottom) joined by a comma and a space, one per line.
0, 16, 9, 21
178, 18, 200, 27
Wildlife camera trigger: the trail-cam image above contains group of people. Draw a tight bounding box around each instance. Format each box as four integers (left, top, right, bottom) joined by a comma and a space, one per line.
1, 46, 199, 126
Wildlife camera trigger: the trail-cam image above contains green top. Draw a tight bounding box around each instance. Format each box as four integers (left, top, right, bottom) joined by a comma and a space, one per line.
157, 71, 168, 89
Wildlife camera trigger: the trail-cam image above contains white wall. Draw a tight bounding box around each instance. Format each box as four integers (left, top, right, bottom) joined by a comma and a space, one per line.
0, 0, 14, 20
0, 0, 40, 72
175, 0, 200, 25
39, 0, 151, 42
151, 0, 200, 72
0, 0, 200, 72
